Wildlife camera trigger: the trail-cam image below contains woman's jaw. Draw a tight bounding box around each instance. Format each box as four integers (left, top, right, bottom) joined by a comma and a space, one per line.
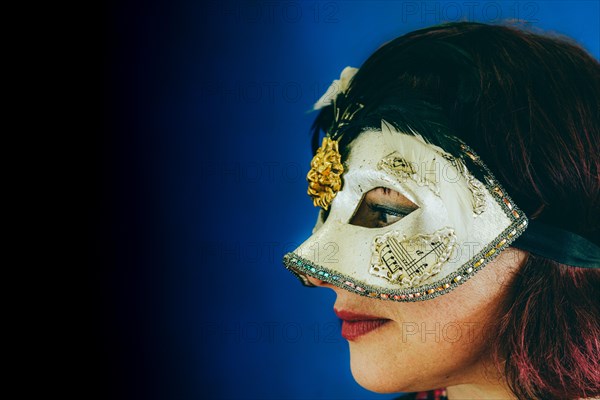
305, 248, 525, 395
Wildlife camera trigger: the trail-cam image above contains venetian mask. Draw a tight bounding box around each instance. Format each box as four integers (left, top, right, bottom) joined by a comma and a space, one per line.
282, 120, 528, 301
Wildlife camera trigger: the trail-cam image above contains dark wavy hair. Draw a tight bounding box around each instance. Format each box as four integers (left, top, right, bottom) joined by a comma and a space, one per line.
311, 21, 600, 400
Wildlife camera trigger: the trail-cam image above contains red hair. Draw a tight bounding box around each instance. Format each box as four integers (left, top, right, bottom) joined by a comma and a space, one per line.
494, 258, 600, 399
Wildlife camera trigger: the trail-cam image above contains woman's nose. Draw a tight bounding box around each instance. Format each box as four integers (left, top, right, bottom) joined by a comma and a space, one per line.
305, 274, 332, 288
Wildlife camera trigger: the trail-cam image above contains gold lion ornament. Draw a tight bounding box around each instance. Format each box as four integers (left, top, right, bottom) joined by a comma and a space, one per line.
307, 136, 344, 210
307, 66, 359, 210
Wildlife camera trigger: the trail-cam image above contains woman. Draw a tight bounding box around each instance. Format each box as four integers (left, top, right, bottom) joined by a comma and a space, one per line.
283, 22, 599, 400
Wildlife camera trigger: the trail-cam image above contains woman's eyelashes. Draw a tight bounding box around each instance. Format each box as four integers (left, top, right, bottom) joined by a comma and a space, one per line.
367, 203, 411, 227
349, 187, 419, 228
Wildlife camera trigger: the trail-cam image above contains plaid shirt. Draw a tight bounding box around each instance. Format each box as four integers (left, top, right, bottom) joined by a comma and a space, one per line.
396, 388, 448, 400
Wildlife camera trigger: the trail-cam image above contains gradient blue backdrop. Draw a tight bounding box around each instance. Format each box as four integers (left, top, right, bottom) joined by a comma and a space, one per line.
99, 1, 599, 399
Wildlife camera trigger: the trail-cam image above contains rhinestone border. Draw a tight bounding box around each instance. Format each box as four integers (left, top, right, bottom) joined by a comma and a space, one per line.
282, 139, 529, 302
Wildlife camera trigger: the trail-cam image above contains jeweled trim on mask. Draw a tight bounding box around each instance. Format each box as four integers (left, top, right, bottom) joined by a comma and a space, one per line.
283, 219, 527, 302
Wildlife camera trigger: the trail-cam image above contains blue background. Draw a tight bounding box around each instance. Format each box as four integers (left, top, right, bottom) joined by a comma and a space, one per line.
98, 1, 599, 399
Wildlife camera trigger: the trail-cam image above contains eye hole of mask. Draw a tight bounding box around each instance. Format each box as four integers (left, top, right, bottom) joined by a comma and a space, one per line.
349, 187, 419, 228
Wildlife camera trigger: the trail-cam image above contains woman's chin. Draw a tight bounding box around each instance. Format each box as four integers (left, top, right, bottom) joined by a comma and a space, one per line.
348, 349, 416, 394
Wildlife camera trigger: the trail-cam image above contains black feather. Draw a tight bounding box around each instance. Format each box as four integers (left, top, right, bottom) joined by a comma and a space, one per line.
311, 22, 484, 160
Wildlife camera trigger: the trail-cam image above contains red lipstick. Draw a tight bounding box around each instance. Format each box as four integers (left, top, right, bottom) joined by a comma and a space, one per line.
334, 309, 391, 341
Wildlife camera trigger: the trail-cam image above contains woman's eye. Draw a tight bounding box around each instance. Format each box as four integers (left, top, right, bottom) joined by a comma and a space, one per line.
370, 204, 407, 226
349, 187, 418, 228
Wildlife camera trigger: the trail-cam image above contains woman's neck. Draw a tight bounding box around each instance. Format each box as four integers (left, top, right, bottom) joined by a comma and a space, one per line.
446, 380, 515, 399
445, 358, 516, 400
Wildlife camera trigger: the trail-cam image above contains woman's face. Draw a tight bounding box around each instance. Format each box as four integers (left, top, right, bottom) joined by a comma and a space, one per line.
289, 128, 530, 393
305, 244, 526, 393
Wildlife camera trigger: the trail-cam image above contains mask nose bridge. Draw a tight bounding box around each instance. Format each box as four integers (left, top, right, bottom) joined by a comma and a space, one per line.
283, 216, 347, 289
292, 215, 344, 262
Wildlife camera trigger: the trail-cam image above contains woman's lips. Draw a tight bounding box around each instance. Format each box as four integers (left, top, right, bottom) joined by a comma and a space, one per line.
334, 309, 391, 341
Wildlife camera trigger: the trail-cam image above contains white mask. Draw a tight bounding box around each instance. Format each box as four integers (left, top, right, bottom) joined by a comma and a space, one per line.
283, 120, 528, 301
